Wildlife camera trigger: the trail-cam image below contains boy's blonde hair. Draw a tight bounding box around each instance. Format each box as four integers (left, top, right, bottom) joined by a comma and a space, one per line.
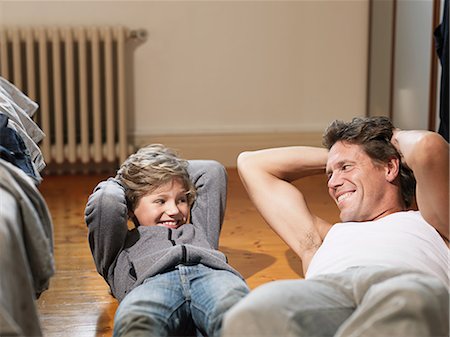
116, 144, 197, 212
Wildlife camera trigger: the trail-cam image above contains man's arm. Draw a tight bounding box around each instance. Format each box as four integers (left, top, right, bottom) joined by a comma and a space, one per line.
391, 130, 449, 241
237, 146, 333, 273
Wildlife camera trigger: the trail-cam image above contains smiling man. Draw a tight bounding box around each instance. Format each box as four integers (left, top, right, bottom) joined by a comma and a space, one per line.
223, 116, 449, 337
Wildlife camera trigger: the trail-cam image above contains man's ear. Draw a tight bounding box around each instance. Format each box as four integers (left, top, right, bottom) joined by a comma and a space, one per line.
385, 156, 400, 182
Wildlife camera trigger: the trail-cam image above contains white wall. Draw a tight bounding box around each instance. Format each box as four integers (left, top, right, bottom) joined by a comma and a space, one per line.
1, 0, 369, 165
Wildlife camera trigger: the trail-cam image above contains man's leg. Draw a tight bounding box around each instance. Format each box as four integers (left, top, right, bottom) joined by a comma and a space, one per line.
222, 277, 355, 337
336, 270, 450, 337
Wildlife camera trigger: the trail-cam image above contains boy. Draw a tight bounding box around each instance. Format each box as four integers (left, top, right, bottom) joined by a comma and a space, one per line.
85, 144, 249, 337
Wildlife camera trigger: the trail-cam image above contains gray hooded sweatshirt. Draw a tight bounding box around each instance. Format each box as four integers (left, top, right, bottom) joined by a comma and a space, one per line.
85, 161, 243, 302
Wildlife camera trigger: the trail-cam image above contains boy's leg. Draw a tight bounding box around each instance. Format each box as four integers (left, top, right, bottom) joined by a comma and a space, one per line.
187, 160, 227, 249
222, 275, 355, 337
187, 265, 249, 337
113, 270, 194, 337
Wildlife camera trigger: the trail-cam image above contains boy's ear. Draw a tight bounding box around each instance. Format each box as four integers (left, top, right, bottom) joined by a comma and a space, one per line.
385, 156, 400, 182
128, 211, 140, 227
125, 197, 140, 227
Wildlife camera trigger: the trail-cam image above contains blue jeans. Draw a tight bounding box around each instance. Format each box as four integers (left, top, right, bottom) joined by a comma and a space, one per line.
113, 264, 249, 337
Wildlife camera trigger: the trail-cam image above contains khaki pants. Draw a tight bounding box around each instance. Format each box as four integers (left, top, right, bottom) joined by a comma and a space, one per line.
222, 266, 449, 337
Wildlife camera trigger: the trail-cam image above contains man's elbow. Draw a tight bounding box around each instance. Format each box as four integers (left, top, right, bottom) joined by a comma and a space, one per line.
412, 133, 449, 169
237, 151, 255, 176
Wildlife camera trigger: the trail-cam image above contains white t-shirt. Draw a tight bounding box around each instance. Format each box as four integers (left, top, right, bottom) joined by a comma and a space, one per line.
306, 211, 449, 287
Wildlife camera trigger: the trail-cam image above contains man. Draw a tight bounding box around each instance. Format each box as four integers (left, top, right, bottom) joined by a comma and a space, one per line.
222, 117, 449, 337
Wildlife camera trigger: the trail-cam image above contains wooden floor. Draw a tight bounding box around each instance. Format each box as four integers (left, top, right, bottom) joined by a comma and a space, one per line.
36, 168, 340, 337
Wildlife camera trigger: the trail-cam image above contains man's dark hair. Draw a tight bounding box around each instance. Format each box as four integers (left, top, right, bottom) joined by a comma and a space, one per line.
322, 116, 416, 208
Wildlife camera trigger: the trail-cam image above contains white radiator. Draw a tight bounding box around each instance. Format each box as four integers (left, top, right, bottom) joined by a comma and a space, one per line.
0, 25, 134, 172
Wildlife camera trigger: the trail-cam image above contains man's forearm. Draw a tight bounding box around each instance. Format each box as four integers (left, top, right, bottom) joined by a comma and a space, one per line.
391, 130, 425, 166
392, 130, 449, 239
238, 146, 328, 182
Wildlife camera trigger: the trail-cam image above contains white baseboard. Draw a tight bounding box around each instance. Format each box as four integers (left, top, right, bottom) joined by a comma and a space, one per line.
133, 131, 324, 167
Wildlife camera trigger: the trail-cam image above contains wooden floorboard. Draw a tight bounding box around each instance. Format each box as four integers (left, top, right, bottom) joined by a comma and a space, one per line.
36, 168, 339, 337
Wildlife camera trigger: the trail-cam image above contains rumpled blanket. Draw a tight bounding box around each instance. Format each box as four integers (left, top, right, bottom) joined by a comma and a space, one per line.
0, 76, 54, 336
0, 159, 54, 336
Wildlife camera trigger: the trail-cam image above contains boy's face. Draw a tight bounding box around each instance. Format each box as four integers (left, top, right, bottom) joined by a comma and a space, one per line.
133, 177, 189, 228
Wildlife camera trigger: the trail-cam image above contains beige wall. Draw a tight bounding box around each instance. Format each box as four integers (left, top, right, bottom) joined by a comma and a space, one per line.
367, 0, 438, 131
1, 0, 369, 165
367, 0, 394, 118
392, 0, 434, 130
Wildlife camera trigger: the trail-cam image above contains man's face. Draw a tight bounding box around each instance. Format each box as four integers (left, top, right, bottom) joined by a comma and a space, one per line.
326, 141, 390, 222
133, 177, 189, 228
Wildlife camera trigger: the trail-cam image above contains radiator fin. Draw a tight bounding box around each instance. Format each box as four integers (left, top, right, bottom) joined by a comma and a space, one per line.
0, 25, 130, 173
